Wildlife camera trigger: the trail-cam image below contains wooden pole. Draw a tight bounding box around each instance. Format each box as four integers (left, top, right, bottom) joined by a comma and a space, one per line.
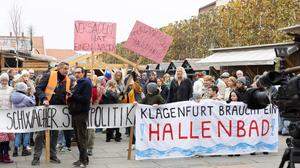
45, 131, 50, 162
127, 126, 134, 160
106, 52, 140, 70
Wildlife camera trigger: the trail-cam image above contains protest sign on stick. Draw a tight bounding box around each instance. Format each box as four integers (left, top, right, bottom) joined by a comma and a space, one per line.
74, 20, 116, 52
123, 21, 173, 63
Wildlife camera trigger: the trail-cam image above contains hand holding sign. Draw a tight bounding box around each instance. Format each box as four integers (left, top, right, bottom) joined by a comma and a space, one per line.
124, 21, 173, 63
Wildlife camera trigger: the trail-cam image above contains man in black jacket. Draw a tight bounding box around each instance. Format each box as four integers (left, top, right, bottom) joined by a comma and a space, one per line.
32, 62, 71, 166
68, 67, 92, 168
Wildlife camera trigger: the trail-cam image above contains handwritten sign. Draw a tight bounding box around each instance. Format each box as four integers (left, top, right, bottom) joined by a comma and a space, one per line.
0, 104, 135, 133
124, 21, 173, 63
74, 20, 116, 52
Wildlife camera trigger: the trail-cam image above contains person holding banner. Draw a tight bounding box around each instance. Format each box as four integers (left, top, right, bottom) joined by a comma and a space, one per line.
0, 73, 14, 163
167, 67, 193, 103
32, 62, 71, 166
67, 66, 92, 168
11, 82, 36, 157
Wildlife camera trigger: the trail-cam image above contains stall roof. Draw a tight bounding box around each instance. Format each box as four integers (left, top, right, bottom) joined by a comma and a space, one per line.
198, 42, 294, 66
146, 64, 157, 71
156, 62, 170, 71
172, 60, 184, 68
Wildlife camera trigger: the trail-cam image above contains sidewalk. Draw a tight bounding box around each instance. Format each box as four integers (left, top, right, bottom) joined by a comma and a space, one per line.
0, 134, 295, 168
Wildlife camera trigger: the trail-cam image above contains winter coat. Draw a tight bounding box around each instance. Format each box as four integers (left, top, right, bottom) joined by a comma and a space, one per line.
159, 85, 169, 101
167, 78, 193, 103
68, 77, 92, 117
0, 85, 13, 109
36, 72, 70, 105
0, 85, 13, 142
11, 91, 36, 108
142, 91, 165, 105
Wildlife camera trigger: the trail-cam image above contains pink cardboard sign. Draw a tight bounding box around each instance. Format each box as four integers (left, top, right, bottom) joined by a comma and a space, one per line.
74, 20, 116, 52
123, 21, 173, 63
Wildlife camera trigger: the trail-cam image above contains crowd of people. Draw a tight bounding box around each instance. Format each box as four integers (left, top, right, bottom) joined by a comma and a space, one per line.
0, 62, 270, 167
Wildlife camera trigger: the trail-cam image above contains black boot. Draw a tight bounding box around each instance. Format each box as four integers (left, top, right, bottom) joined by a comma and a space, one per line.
12, 147, 18, 157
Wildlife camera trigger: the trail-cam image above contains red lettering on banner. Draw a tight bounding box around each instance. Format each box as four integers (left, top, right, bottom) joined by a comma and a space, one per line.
163, 123, 174, 140
190, 121, 199, 139
179, 123, 188, 139
149, 124, 159, 141
249, 120, 259, 137
261, 119, 270, 136
201, 121, 211, 138
218, 120, 232, 137
237, 120, 246, 137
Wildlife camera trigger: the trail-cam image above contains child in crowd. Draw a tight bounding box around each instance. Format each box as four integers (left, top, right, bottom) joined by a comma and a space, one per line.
208, 85, 219, 100
11, 82, 36, 157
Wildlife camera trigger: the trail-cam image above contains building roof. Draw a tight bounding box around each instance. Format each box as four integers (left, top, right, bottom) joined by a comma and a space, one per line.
156, 62, 170, 71
199, 42, 295, 66
32, 36, 45, 54
172, 60, 184, 68
46, 49, 76, 61
146, 64, 157, 71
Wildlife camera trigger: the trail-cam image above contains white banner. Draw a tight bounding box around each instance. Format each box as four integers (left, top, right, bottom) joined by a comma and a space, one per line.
0, 104, 135, 133
135, 100, 278, 160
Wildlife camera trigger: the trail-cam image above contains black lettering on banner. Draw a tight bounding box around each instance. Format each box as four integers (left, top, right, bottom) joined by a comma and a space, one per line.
170, 108, 175, 118
100, 106, 106, 127
107, 107, 110, 127
6, 112, 13, 130
141, 108, 148, 119
178, 107, 185, 117
192, 106, 199, 117
120, 107, 123, 126
25, 110, 33, 129
95, 106, 101, 127
219, 106, 224, 116
185, 106, 191, 117
113, 106, 118, 126
21, 110, 25, 130
126, 105, 134, 125
156, 108, 162, 119
62, 107, 71, 128
163, 108, 169, 118
50, 108, 58, 129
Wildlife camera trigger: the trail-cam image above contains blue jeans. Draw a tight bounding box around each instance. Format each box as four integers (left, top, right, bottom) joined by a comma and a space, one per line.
15, 133, 30, 148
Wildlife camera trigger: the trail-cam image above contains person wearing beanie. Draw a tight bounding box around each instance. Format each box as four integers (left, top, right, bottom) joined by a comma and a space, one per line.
11, 82, 36, 157
235, 77, 247, 101
142, 82, 165, 105
0, 73, 14, 163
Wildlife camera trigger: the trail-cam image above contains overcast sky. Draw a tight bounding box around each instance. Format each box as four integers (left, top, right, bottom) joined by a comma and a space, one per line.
0, 0, 214, 49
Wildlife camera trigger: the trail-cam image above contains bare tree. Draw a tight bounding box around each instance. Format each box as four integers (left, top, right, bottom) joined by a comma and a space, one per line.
9, 2, 22, 68
28, 25, 34, 51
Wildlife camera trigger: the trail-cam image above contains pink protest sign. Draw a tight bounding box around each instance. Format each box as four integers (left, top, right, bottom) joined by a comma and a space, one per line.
123, 21, 173, 63
74, 20, 116, 52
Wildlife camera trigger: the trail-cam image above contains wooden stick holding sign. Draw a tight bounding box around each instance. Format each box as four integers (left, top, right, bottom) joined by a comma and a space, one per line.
106, 52, 139, 70
45, 130, 50, 162
127, 126, 134, 160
